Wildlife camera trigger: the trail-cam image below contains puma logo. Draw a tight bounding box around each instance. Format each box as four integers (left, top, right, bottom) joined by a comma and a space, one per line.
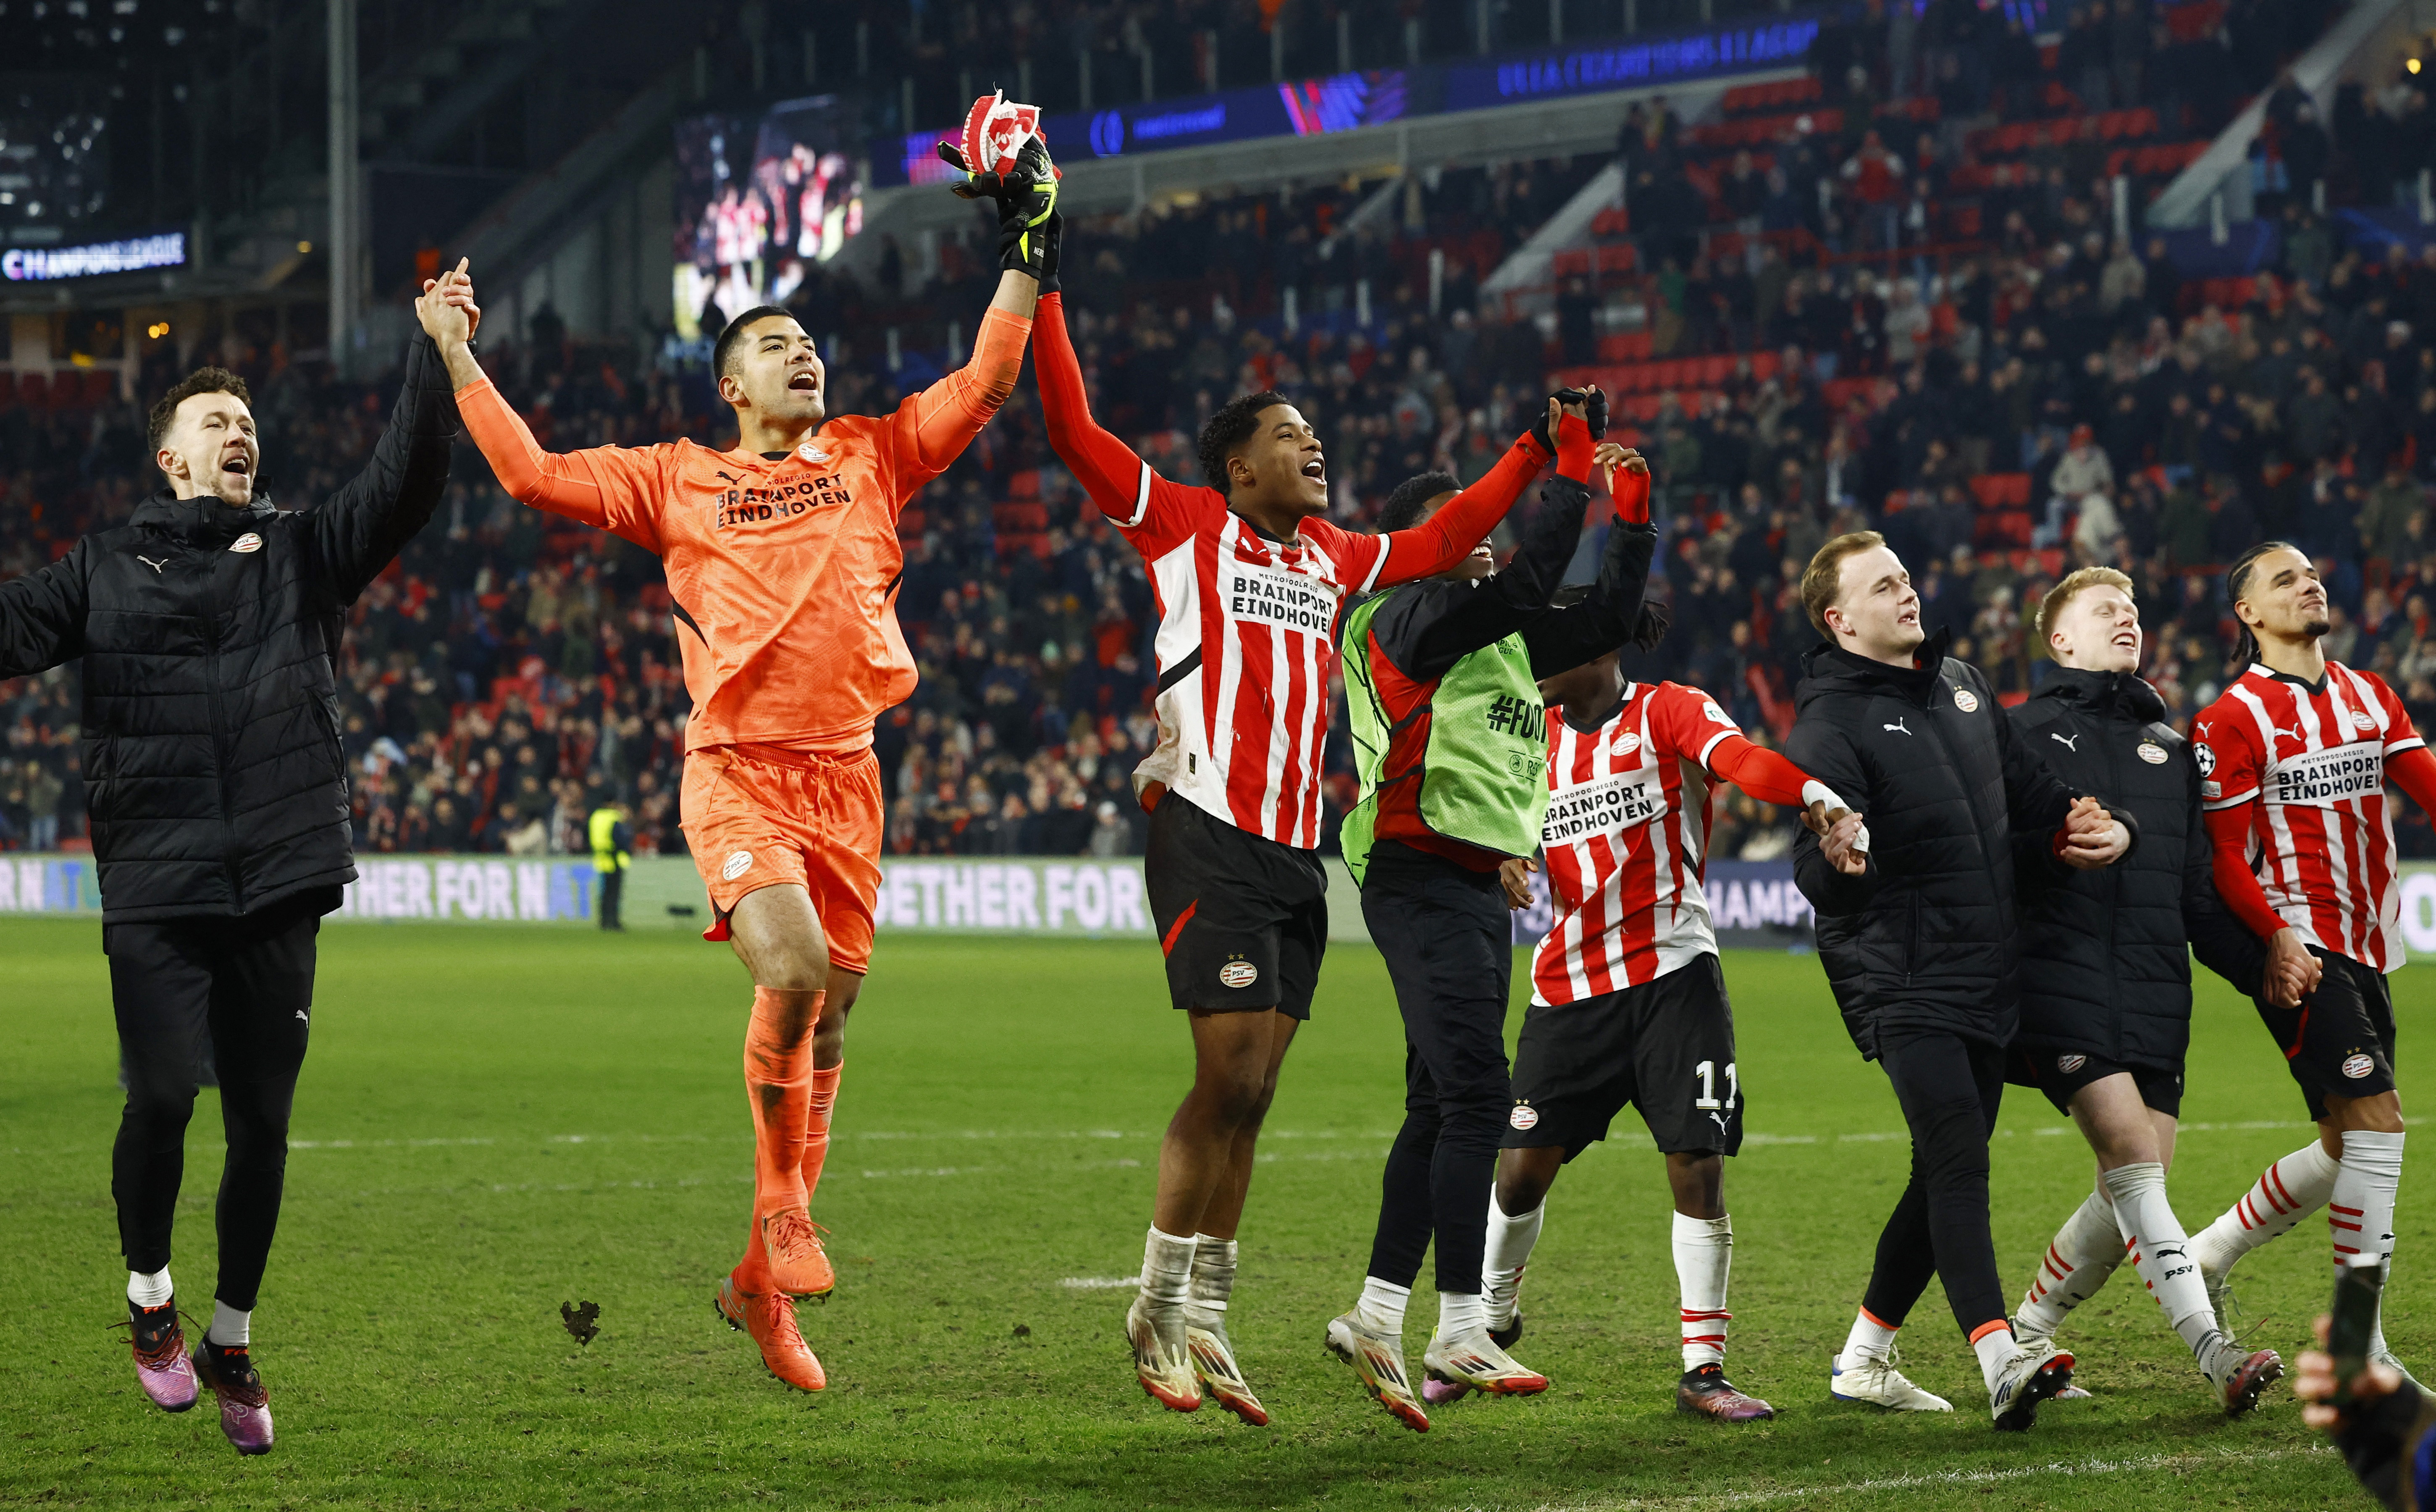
2272, 726, 2303, 743
1883, 719, 1912, 736
2051, 732, 2080, 752
137, 555, 168, 574
1708, 1110, 1730, 1133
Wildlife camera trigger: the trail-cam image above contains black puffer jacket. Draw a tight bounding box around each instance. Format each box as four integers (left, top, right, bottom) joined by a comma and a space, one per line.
2006, 668, 2264, 1070
1787, 630, 2121, 1058
0, 334, 457, 921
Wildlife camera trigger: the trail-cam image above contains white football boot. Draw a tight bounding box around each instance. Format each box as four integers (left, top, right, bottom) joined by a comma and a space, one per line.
1829, 1347, 1953, 1411
1324, 1311, 1428, 1432
1421, 1328, 1549, 1405
1989, 1338, 2075, 1431
1126, 1294, 1200, 1413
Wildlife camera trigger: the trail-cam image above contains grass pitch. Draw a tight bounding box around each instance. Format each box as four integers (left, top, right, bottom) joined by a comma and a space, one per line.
0, 917, 2408, 1509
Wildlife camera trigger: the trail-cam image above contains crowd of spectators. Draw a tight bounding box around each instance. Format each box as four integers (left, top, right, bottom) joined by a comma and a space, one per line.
8, 0, 2436, 861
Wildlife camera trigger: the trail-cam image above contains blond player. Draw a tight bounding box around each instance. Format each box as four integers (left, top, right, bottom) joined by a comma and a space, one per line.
433, 146, 1053, 1391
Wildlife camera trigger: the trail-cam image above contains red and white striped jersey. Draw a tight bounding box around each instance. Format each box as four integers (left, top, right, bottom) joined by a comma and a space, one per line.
1117, 473, 1389, 848
2194, 661, 2426, 971
1532, 680, 1745, 1004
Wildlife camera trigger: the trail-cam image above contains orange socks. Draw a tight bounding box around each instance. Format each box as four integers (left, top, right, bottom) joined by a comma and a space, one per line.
744, 988, 822, 1223
803, 1063, 843, 1209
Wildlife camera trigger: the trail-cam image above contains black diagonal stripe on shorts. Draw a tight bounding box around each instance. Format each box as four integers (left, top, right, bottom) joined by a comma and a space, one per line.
1156, 646, 1203, 697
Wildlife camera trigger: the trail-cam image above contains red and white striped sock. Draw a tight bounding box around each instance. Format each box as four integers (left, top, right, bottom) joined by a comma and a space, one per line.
2335, 1131, 2405, 1357
2189, 1142, 2340, 1276
1672, 1211, 1732, 1370
2015, 1181, 2123, 1342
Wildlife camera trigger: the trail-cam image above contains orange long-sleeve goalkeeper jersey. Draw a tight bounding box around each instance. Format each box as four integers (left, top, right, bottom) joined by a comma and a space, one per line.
454, 306, 1031, 754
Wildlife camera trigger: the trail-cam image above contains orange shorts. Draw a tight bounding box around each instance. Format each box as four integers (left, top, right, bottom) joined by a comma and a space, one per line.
681, 744, 884, 974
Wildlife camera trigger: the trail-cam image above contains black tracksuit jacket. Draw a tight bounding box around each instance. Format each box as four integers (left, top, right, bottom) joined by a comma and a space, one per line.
0, 334, 457, 921
1786, 629, 2130, 1058
2005, 667, 2264, 1071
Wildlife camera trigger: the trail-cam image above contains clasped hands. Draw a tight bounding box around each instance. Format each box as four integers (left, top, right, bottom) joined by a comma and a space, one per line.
2055, 795, 2129, 871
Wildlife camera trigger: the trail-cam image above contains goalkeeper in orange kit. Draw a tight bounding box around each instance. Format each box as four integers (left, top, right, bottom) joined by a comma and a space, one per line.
432, 136, 1055, 1392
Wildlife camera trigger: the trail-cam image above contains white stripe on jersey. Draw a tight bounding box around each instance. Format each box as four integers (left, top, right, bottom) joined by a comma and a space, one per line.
1113, 462, 1153, 529
2201, 662, 2421, 970
1532, 682, 1721, 1005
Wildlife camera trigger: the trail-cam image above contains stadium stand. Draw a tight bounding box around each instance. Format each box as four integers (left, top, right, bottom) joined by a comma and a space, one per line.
8, 0, 2436, 863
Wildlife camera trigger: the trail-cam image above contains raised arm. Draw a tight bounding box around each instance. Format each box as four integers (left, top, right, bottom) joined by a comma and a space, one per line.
1370, 430, 1554, 588
1033, 290, 1166, 522
301, 331, 458, 604
1366, 412, 1596, 682
885, 278, 1034, 488
1524, 457, 1658, 677
0, 546, 89, 679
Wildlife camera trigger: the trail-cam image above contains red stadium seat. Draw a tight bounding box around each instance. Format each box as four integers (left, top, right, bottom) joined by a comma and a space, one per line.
0, 372, 14, 410
1750, 350, 1781, 381
1697, 355, 1734, 387
1552, 249, 1592, 278
17, 373, 47, 409
1591, 207, 1632, 239
83, 370, 116, 406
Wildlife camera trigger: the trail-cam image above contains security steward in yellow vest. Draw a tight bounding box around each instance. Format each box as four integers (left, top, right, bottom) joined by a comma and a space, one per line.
588, 803, 633, 931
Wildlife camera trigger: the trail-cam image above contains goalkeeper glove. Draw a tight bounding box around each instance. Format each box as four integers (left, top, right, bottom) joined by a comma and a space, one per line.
937, 134, 1059, 277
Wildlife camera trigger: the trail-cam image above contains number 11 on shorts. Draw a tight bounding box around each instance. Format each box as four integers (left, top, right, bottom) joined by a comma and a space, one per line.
1694, 1060, 1739, 1110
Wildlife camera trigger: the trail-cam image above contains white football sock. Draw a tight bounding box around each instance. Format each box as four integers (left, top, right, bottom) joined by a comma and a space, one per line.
2102, 1162, 2228, 1375
1357, 1276, 1410, 1336
207, 1300, 250, 1347
2015, 1181, 2124, 1342
1841, 1306, 1898, 1365
2336, 1131, 2405, 1358
1971, 1322, 2018, 1394
2190, 1142, 2340, 1275
1482, 1191, 1544, 1328
1673, 1210, 1733, 1370
1138, 1226, 1196, 1310
1436, 1290, 1486, 1340
1186, 1234, 1236, 1326
127, 1268, 173, 1310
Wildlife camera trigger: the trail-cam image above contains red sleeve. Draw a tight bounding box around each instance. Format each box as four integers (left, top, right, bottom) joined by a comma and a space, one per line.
1706, 733, 1836, 808
2193, 709, 2263, 812
2206, 801, 2289, 941
1033, 292, 1200, 551
1648, 682, 1744, 769
1611, 456, 1652, 525
2389, 744, 2436, 815
1368, 420, 1572, 589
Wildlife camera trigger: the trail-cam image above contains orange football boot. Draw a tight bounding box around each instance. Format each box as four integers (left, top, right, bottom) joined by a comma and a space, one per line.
716, 1272, 827, 1391
762, 1210, 837, 1299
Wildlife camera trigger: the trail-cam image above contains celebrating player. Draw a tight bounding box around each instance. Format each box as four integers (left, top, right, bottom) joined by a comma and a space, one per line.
1324, 416, 1654, 1429
1481, 629, 1861, 1425
1787, 532, 2129, 1431
0, 269, 469, 1454
1030, 213, 1571, 1425
434, 141, 1054, 1392
1998, 568, 2281, 1414
2181, 542, 2435, 1386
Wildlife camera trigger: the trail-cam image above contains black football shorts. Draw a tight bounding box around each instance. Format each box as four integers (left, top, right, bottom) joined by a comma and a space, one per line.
1144, 789, 1327, 1019
1504, 953, 1742, 1158
2257, 948, 2397, 1123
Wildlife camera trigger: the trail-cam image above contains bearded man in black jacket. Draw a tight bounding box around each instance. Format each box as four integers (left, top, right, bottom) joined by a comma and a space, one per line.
2000, 567, 2286, 1415
1786, 531, 2130, 1431
0, 265, 475, 1454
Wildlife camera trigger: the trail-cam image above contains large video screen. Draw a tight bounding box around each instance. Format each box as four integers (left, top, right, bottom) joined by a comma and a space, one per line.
671, 95, 865, 343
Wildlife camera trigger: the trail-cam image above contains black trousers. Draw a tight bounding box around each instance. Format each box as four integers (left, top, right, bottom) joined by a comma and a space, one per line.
1360, 843, 1515, 1297
598, 867, 623, 930
105, 902, 318, 1311
1860, 1026, 2009, 1338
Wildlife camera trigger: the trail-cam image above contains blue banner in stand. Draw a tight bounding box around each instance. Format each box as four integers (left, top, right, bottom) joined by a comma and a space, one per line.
873, 13, 1822, 188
